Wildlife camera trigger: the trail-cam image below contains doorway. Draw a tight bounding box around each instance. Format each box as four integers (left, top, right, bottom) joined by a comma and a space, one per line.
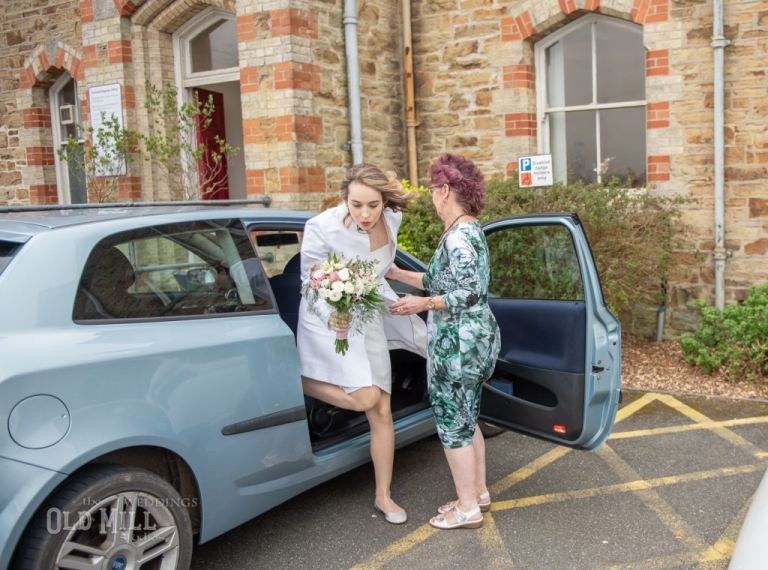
174, 8, 245, 200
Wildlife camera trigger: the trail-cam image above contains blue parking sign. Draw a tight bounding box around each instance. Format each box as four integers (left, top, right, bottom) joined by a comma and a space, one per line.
517, 155, 552, 188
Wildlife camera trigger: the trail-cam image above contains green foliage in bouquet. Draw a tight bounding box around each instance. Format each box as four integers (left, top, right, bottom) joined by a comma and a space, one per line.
679, 283, 768, 382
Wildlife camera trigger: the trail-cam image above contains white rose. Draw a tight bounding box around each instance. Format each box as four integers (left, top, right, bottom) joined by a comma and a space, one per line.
321, 278, 331, 288
338, 268, 351, 281
318, 288, 329, 299
344, 282, 355, 294
332, 281, 345, 292
329, 290, 342, 302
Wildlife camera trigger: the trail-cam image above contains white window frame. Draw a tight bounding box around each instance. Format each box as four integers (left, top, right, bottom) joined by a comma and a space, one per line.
171, 7, 239, 200
173, 7, 240, 91
535, 15, 646, 184
49, 72, 84, 204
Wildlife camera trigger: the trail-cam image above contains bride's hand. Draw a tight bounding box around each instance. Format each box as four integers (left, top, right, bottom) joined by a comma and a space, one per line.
328, 311, 351, 332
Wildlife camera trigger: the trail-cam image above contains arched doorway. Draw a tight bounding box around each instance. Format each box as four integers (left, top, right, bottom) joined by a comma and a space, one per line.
174, 7, 245, 200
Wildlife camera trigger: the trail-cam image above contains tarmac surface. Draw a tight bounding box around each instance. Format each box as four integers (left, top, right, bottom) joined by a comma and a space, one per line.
190, 390, 768, 569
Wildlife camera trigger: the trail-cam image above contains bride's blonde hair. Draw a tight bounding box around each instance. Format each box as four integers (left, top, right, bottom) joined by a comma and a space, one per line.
339, 164, 413, 227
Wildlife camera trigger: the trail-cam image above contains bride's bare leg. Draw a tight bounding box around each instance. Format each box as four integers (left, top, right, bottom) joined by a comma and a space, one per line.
366, 391, 403, 514
302, 376, 381, 412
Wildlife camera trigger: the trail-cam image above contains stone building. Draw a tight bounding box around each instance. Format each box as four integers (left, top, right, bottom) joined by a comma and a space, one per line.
0, 0, 766, 334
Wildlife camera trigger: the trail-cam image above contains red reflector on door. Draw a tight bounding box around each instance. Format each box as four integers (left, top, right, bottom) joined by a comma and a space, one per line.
553, 424, 566, 434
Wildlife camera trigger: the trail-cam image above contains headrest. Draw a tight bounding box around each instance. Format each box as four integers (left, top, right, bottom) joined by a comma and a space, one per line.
86, 246, 136, 290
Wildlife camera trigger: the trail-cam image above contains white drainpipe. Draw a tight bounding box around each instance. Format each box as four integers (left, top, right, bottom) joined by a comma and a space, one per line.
711, 0, 729, 309
343, 0, 364, 165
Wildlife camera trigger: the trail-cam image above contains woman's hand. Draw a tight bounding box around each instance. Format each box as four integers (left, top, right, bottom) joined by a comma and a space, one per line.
385, 266, 401, 282
389, 295, 427, 316
328, 310, 351, 332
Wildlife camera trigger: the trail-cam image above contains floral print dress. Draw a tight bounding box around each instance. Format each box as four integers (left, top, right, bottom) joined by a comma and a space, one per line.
423, 221, 501, 449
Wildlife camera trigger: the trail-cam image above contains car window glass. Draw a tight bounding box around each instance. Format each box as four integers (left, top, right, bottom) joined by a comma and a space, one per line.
250, 230, 302, 277
73, 219, 274, 321
0, 241, 20, 276
486, 224, 584, 301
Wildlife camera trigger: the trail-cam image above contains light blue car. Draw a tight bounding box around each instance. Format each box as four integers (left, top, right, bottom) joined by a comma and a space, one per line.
0, 206, 621, 570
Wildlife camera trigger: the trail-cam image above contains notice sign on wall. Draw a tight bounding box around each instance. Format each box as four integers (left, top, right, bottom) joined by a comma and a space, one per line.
518, 155, 553, 188
88, 83, 125, 177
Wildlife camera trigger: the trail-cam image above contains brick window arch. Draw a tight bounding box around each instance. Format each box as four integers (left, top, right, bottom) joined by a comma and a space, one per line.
535, 15, 647, 186
20, 42, 86, 204
50, 72, 88, 204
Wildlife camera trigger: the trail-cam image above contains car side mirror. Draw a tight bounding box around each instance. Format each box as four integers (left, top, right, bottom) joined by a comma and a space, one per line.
188, 268, 217, 285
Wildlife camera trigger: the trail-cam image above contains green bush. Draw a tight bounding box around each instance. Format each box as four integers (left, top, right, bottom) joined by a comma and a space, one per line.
678, 283, 768, 382
398, 173, 691, 316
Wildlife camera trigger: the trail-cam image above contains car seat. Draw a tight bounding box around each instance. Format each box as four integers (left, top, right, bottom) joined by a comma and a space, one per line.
74, 246, 141, 319
269, 252, 302, 338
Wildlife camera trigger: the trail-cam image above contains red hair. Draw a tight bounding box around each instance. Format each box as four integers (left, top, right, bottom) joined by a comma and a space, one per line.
429, 153, 487, 216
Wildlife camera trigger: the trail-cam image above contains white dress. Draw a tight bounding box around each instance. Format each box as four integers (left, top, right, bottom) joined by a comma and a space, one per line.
358, 243, 394, 393
297, 205, 427, 391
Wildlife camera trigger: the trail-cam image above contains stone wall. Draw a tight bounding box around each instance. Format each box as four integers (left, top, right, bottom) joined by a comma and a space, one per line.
1, 0, 766, 337
0, 0, 83, 205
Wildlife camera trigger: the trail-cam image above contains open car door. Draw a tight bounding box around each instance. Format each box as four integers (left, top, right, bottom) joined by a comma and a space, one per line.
479, 213, 621, 450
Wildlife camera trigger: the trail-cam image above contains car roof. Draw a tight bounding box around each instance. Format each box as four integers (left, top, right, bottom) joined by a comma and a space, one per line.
0, 206, 314, 237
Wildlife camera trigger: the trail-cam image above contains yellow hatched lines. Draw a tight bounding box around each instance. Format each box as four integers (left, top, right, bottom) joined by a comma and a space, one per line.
350, 393, 768, 570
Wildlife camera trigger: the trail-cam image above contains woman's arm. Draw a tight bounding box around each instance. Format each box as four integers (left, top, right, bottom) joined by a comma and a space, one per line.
300, 218, 334, 325
385, 265, 426, 290
440, 232, 483, 314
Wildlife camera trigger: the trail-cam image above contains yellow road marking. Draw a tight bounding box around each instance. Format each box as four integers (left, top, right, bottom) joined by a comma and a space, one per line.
610, 415, 768, 440
477, 512, 515, 569
490, 463, 766, 512
349, 524, 439, 570
350, 393, 768, 569
656, 394, 766, 458
489, 445, 571, 496
598, 445, 708, 551
696, 493, 754, 563
614, 391, 658, 423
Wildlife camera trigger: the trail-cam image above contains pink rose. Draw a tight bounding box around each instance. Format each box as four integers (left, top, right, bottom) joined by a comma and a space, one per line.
329, 271, 340, 281
312, 269, 325, 280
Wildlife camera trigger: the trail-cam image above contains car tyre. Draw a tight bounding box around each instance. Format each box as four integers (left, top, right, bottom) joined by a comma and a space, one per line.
13, 465, 193, 570
478, 419, 505, 438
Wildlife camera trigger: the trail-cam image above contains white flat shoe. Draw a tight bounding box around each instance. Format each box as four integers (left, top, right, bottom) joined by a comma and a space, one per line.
374, 501, 407, 525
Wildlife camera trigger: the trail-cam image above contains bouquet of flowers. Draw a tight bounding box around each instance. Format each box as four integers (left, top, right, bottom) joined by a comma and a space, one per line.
302, 253, 386, 355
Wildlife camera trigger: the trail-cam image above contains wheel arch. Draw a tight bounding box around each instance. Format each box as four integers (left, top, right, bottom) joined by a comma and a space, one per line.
85, 445, 202, 534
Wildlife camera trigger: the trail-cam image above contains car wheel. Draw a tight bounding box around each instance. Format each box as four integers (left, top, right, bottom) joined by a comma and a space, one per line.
478, 419, 505, 438
13, 465, 193, 570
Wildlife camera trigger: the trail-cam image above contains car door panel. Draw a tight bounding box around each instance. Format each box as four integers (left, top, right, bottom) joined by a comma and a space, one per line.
479, 215, 621, 450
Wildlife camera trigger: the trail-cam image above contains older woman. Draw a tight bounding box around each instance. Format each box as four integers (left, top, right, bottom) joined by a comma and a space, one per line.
387, 153, 500, 529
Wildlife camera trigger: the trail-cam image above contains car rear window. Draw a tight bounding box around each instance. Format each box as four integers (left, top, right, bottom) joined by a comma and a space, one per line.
0, 241, 20, 276
73, 219, 275, 321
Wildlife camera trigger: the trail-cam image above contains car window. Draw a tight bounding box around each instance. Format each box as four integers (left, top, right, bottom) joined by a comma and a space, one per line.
0, 241, 20, 276
73, 219, 274, 321
486, 224, 584, 301
250, 230, 302, 276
